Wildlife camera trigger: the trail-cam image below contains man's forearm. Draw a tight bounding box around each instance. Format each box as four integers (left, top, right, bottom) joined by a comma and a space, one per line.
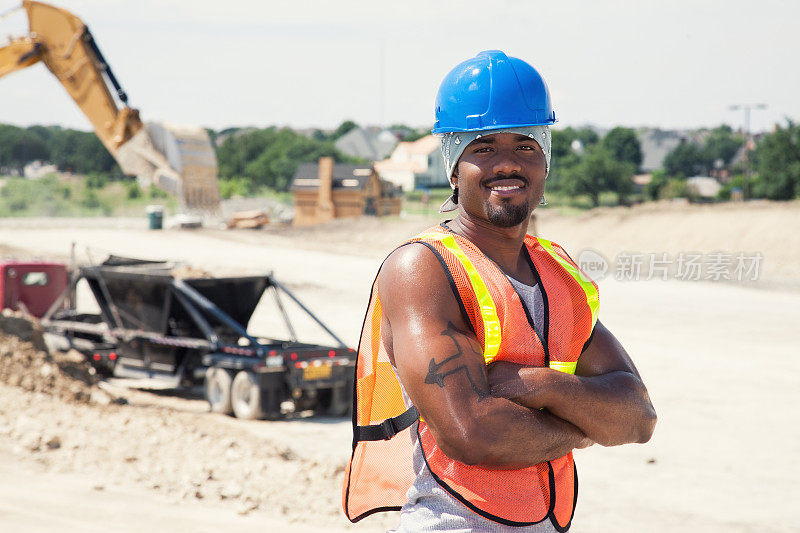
498, 368, 656, 446
455, 397, 591, 468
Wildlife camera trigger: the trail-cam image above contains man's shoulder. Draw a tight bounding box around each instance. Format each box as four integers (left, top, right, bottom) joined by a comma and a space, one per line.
377, 240, 454, 316
380, 240, 445, 284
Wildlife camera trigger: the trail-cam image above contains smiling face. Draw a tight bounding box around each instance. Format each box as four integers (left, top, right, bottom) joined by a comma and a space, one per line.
452, 132, 547, 228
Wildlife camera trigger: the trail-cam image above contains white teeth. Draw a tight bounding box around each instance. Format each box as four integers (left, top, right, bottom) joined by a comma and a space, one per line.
490, 185, 521, 191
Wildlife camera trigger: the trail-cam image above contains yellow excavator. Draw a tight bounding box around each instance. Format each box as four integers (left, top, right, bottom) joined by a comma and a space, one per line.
0, 0, 221, 212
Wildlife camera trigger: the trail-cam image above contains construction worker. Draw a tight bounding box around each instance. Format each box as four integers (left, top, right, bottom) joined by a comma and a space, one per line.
343, 50, 656, 532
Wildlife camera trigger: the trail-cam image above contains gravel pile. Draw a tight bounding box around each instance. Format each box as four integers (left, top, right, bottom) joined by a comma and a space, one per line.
0, 312, 98, 403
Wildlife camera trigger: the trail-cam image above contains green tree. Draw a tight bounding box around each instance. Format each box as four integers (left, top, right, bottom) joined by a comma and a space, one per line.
550, 129, 574, 160
0, 125, 49, 172
753, 120, 800, 200
560, 146, 635, 207
645, 169, 668, 200
126, 181, 143, 199
660, 178, 688, 199
663, 141, 708, 177
573, 127, 600, 148
602, 127, 642, 169
47, 128, 118, 175
216, 127, 347, 192
332, 120, 359, 140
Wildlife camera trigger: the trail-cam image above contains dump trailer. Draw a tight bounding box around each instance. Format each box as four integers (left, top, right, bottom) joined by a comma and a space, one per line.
40, 256, 354, 419
0, 1, 221, 212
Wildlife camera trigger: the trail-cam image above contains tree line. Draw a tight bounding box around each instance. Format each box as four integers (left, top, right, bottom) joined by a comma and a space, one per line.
0, 124, 118, 176
3, 119, 799, 203
549, 121, 800, 204
546, 126, 642, 207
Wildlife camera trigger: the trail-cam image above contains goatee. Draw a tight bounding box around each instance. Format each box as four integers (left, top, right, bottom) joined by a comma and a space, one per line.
486, 199, 531, 227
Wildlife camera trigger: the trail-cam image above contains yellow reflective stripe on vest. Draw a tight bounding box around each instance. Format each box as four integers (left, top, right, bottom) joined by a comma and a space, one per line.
536, 237, 600, 328
416, 233, 502, 364
548, 360, 577, 374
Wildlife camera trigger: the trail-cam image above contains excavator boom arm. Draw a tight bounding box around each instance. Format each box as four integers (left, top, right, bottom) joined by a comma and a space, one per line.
0, 1, 221, 212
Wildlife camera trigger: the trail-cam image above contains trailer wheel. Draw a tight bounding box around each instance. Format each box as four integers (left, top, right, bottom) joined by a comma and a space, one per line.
231, 370, 264, 420
205, 367, 233, 415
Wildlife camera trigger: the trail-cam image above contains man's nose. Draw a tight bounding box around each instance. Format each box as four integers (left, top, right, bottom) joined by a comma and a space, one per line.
492, 149, 523, 176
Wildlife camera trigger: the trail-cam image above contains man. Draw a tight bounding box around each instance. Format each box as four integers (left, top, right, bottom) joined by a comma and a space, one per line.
343, 50, 656, 532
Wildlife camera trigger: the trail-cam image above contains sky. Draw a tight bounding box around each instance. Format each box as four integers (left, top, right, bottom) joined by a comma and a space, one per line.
0, 0, 797, 134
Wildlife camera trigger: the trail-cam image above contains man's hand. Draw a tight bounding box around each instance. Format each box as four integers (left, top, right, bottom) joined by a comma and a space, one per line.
487, 322, 656, 447
488, 362, 548, 404
488, 363, 595, 450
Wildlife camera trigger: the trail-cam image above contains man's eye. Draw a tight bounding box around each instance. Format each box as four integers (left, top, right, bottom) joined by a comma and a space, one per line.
475, 147, 493, 153
517, 145, 536, 151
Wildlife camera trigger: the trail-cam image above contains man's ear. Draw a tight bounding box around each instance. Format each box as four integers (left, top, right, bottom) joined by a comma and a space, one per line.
451, 168, 459, 188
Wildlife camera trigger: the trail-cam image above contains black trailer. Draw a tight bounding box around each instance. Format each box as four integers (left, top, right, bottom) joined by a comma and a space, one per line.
41, 256, 354, 419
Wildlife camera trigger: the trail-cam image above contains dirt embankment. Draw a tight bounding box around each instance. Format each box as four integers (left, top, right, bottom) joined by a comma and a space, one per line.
537, 199, 800, 285
0, 312, 97, 403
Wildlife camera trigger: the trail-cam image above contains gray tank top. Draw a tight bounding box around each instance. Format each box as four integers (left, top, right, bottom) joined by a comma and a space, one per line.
506, 275, 545, 341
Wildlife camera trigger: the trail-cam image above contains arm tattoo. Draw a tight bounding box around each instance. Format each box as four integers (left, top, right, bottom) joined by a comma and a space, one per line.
425, 321, 489, 400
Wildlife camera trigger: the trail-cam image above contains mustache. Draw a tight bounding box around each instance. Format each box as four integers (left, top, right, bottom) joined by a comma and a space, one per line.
481, 172, 529, 187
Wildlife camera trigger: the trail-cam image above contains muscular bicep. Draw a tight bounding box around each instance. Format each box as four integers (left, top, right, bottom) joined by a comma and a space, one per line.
379, 244, 492, 455
576, 320, 643, 379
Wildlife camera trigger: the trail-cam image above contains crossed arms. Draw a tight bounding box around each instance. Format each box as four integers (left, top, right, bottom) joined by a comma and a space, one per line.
378, 244, 656, 468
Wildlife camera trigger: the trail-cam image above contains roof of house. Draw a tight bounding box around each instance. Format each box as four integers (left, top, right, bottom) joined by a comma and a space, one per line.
374, 135, 441, 174
290, 163, 375, 190
404, 135, 440, 155
637, 129, 686, 172
334, 127, 399, 161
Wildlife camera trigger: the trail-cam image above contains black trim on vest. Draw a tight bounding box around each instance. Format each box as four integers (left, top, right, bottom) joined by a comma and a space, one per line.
355, 406, 419, 441
417, 425, 551, 528
581, 326, 596, 354
415, 241, 473, 333
546, 459, 578, 532
524, 245, 552, 366
349, 505, 403, 523
554, 245, 597, 357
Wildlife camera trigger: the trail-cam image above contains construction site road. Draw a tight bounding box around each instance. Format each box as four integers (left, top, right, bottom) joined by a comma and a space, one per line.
1, 209, 799, 532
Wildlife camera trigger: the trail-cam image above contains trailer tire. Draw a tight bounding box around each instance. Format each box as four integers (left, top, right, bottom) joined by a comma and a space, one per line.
205, 367, 234, 415
231, 370, 264, 420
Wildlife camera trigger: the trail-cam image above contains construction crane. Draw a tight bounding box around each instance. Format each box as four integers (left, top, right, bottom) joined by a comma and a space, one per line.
0, 0, 221, 213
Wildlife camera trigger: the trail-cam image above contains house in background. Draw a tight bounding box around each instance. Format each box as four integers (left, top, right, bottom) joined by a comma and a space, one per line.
374, 135, 446, 191
636, 129, 685, 173
290, 157, 402, 226
334, 127, 399, 161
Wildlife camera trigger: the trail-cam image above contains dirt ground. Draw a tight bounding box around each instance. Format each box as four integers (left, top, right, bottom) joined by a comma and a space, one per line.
1, 202, 799, 532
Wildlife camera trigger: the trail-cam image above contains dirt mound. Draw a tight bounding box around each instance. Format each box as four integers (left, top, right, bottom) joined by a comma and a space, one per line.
0, 312, 98, 403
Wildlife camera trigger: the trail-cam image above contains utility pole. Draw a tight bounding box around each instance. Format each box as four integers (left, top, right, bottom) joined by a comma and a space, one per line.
729, 103, 767, 199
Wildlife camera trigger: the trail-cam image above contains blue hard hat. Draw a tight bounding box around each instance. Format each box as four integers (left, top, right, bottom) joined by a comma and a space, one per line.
432, 50, 556, 134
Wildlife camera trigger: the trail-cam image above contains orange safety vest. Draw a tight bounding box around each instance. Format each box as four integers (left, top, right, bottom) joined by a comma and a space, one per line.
343, 225, 599, 530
